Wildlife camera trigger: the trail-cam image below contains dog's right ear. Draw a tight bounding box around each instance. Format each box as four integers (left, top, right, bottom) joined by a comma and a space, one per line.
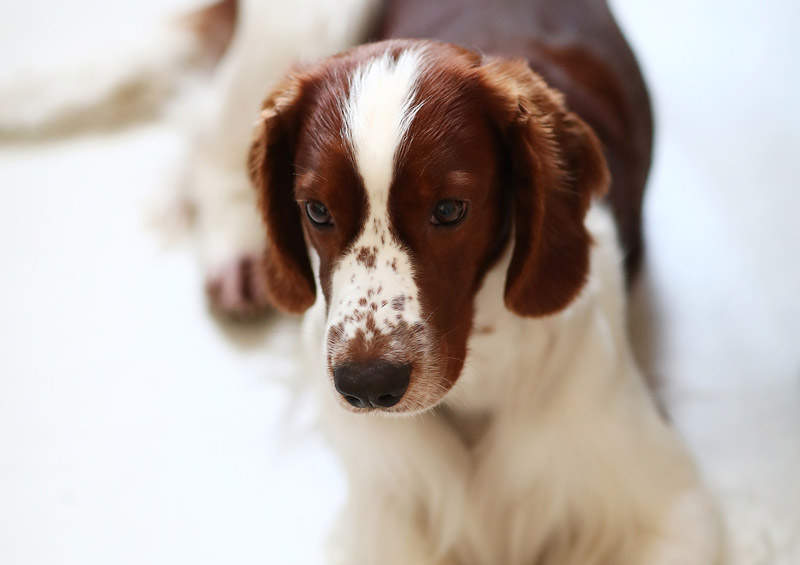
248, 75, 316, 314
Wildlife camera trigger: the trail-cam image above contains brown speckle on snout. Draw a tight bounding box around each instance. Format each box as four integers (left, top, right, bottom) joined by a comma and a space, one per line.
356, 246, 378, 269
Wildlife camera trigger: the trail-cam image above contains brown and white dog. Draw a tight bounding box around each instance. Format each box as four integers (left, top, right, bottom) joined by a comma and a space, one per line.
10, 0, 721, 562
240, 1, 725, 564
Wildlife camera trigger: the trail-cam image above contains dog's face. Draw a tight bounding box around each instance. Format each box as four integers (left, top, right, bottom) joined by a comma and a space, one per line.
249, 40, 609, 414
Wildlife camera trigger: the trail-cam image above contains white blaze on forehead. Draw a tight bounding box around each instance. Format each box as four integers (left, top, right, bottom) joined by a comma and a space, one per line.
342, 49, 424, 210
327, 49, 426, 346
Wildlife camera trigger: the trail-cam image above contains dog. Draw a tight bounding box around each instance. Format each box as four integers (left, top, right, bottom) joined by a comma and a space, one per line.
1, 0, 724, 562
243, 1, 724, 563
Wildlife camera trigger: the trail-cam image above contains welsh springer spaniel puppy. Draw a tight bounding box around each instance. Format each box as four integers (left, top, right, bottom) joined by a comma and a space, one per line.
242, 1, 724, 563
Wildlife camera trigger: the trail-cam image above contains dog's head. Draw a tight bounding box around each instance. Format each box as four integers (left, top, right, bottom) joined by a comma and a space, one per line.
248, 40, 609, 414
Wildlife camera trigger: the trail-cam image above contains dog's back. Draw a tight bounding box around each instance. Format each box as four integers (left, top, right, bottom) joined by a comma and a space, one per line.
378, 0, 652, 277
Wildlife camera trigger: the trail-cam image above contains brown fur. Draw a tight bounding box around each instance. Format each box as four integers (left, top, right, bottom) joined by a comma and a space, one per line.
474, 57, 610, 315
247, 75, 317, 313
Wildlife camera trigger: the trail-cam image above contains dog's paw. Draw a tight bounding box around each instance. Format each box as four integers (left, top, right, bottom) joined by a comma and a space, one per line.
204, 253, 272, 319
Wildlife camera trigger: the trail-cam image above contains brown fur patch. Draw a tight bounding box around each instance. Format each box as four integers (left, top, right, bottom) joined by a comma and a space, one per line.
356, 246, 378, 269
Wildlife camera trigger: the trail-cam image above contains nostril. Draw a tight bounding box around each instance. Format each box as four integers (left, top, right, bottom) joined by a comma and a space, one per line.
367, 362, 411, 408
375, 392, 402, 408
344, 395, 366, 408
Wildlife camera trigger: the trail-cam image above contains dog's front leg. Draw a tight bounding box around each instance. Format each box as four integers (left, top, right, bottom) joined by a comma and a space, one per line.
461, 400, 724, 565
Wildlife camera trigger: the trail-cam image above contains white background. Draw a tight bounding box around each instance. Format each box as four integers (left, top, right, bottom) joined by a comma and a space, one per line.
1, 0, 798, 563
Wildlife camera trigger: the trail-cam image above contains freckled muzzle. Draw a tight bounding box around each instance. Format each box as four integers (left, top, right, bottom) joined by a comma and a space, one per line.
325, 316, 440, 412
323, 203, 441, 411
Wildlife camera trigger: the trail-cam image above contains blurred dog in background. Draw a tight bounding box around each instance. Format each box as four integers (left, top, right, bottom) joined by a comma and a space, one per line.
0, 0, 380, 317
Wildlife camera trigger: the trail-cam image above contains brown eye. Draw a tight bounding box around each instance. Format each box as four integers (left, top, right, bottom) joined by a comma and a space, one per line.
305, 200, 333, 227
431, 199, 468, 226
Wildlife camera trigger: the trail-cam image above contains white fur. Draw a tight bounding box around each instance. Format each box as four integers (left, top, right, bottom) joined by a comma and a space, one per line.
0, 23, 198, 138
303, 203, 723, 564
343, 49, 424, 199
327, 50, 425, 345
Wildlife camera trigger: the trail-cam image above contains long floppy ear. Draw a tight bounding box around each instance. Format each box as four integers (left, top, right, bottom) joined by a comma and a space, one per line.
248, 75, 316, 313
477, 58, 610, 316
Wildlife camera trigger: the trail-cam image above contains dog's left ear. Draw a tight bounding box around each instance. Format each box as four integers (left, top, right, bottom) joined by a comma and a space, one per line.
248, 74, 317, 314
475, 58, 610, 316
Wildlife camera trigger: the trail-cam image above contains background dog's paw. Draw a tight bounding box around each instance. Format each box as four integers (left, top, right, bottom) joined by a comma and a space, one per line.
204, 254, 272, 320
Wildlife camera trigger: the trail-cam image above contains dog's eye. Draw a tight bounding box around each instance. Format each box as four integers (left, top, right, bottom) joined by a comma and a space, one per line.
431, 199, 468, 226
305, 200, 333, 227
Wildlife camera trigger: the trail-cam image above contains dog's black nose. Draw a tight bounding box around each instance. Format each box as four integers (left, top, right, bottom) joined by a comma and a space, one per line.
333, 361, 411, 409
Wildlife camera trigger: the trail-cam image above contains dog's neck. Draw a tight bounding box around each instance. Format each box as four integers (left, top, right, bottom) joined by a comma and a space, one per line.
445, 203, 640, 419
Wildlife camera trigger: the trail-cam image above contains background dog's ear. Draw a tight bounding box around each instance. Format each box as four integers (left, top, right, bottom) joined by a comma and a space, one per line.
477, 58, 610, 317
248, 75, 316, 314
